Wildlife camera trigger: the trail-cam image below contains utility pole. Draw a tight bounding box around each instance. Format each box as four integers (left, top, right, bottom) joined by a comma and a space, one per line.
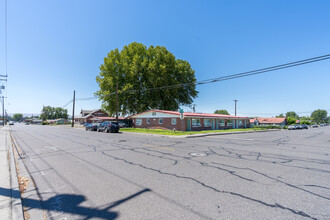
71, 90, 75, 127
234, 100, 238, 116
116, 82, 118, 123
193, 104, 196, 113
2, 96, 4, 126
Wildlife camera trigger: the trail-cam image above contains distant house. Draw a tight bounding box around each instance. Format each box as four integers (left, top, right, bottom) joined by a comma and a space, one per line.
32, 119, 42, 124
249, 118, 259, 126
47, 118, 69, 124
257, 117, 287, 127
130, 110, 250, 131
74, 109, 127, 124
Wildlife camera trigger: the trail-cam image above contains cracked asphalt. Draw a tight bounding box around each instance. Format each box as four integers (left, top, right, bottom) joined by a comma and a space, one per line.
10, 124, 330, 219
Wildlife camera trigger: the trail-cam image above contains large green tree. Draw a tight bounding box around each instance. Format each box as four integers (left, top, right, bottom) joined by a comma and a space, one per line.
286, 111, 299, 119
311, 109, 327, 124
13, 113, 23, 122
40, 106, 68, 120
214, 109, 229, 115
96, 42, 198, 116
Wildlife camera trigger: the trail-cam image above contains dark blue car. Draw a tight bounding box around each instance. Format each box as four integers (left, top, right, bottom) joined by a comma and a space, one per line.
97, 121, 119, 133
85, 123, 99, 131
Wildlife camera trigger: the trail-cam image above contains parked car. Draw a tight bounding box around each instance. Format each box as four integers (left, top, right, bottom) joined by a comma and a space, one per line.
118, 122, 128, 128
86, 123, 99, 131
83, 123, 90, 127
9, 121, 14, 125
97, 121, 120, 133
288, 125, 297, 130
312, 124, 319, 128
320, 124, 325, 127
300, 124, 308, 129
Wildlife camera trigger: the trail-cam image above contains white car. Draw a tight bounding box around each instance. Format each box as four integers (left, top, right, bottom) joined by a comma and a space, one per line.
9, 121, 14, 125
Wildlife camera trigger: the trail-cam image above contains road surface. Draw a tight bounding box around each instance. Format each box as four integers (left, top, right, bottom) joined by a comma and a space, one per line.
9, 124, 330, 219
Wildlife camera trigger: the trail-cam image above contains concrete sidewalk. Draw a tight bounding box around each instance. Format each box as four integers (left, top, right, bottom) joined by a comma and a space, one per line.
0, 126, 24, 220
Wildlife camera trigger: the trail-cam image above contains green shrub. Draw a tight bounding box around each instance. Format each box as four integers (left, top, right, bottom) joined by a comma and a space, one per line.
253, 125, 282, 129
300, 120, 311, 125
42, 121, 50, 125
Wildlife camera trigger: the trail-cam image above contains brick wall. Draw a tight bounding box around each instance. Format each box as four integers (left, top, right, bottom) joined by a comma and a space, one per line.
133, 117, 186, 131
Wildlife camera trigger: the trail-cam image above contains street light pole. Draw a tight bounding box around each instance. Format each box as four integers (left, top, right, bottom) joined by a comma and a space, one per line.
72, 90, 75, 127
234, 100, 238, 116
116, 82, 118, 123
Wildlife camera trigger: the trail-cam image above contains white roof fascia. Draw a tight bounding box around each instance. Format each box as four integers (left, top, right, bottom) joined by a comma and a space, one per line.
132, 111, 179, 118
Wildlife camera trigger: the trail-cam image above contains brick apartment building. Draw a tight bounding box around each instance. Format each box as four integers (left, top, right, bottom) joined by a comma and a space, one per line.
130, 110, 250, 131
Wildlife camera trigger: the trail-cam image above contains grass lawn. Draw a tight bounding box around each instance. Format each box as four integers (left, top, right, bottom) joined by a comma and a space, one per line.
120, 127, 267, 136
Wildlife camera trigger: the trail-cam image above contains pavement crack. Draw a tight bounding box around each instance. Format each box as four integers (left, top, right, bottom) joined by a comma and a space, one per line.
100, 151, 316, 220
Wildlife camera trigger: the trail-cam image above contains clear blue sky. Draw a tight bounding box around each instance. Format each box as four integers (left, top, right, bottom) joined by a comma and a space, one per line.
1, 0, 330, 117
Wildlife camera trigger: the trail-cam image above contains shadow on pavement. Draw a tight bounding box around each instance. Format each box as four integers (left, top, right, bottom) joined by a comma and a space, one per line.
0, 187, 151, 219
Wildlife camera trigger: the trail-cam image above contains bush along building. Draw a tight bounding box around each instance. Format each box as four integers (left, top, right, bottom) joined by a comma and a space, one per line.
130, 110, 250, 131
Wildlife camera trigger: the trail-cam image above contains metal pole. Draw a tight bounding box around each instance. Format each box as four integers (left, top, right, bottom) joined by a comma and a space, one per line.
116, 82, 118, 123
72, 90, 75, 127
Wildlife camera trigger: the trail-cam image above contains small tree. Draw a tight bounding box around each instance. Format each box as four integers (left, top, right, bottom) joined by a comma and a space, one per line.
276, 113, 284, 118
214, 109, 229, 115
13, 113, 23, 122
40, 106, 68, 120
311, 109, 327, 124
287, 117, 296, 125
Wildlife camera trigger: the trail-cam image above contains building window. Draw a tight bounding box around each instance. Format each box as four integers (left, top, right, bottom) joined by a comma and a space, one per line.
147, 118, 151, 124
171, 118, 176, 125
219, 119, 225, 127
239, 120, 243, 126
192, 119, 201, 127
136, 119, 142, 126
159, 118, 163, 124
152, 112, 156, 116
227, 120, 232, 126
204, 119, 211, 127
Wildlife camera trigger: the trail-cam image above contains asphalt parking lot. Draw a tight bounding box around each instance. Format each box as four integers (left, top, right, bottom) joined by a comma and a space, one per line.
9, 124, 330, 219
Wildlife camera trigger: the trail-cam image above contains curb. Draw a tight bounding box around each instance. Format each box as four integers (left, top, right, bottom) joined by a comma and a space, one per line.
121, 129, 281, 138
184, 129, 281, 138
7, 130, 24, 220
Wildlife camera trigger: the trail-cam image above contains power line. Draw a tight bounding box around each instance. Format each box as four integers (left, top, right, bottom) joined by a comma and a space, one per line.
61, 54, 330, 107
62, 100, 73, 108
61, 96, 99, 108
111, 54, 330, 95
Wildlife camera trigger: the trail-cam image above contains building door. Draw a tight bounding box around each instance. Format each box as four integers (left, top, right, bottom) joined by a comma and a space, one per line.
187, 119, 191, 131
